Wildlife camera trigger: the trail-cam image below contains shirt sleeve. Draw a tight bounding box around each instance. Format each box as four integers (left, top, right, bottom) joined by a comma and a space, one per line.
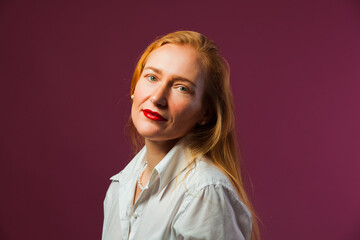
172, 184, 252, 240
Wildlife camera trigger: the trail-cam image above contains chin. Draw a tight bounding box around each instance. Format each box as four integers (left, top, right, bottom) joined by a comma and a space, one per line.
135, 129, 180, 142
135, 126, 163, 139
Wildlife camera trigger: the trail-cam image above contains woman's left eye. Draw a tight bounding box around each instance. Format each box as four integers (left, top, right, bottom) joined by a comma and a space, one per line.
147, 75, 157, 81
177, 86, 189, 92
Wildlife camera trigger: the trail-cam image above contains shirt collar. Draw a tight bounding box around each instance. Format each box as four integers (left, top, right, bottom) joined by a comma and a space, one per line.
109, 146, 147, 181
109, 139, 190, 191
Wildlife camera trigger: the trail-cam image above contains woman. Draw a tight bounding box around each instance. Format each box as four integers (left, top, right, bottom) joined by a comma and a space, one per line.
102, 31, 260, 240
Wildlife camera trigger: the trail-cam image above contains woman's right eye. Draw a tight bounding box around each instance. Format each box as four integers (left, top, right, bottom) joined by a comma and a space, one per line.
147, 75, 157, 81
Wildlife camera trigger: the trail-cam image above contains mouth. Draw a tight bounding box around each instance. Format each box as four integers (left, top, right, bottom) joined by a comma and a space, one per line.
142, 109, 167, 121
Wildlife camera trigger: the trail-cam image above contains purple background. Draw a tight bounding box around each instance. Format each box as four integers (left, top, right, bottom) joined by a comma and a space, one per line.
1, 0, 359, 239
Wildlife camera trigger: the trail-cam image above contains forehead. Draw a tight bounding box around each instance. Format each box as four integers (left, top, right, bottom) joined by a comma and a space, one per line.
144, 44, 203, 81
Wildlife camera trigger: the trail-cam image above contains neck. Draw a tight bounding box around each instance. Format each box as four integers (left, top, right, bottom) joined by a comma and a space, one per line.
144, 138, 180, 172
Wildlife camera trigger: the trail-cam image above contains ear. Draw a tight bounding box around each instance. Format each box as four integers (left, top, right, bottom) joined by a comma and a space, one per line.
198, 107, 213, 126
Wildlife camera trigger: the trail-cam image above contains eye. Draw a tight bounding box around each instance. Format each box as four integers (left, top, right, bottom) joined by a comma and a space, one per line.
146, 75, 157, 82
176, 85, 189, 93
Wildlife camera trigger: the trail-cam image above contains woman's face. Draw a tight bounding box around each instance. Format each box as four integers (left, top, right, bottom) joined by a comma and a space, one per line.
131, 43, 206, 143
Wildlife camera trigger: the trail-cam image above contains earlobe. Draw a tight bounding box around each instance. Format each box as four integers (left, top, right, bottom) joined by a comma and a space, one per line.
198, 120, 207, 126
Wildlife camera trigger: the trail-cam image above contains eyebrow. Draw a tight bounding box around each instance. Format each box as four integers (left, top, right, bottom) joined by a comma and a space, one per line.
143, 66, 197, 87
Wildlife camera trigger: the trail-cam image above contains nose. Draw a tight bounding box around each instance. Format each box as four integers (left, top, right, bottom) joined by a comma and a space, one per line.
150, 83, 168, 108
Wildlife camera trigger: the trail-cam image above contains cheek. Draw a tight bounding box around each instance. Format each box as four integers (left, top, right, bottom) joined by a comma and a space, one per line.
172, 100, 202, 119
179, 93, 202, 111
133, 82, 148, 105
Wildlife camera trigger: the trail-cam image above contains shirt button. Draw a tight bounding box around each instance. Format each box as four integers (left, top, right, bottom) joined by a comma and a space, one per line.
133, 213, 138, 219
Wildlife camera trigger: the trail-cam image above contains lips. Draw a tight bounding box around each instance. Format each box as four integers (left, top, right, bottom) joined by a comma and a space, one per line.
142, 109, 167, 121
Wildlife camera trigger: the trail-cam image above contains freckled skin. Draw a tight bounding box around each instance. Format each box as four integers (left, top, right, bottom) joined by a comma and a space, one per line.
131, 44, 206, 143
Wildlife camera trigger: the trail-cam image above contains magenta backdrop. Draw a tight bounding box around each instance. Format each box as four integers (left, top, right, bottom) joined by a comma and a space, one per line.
1, 0, 359, 239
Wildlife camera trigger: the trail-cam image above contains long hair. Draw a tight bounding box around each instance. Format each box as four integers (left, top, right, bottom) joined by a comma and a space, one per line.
129, 31, 260, 240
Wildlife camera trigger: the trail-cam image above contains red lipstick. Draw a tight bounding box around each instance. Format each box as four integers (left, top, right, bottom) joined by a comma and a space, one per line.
143, 109, 167, 121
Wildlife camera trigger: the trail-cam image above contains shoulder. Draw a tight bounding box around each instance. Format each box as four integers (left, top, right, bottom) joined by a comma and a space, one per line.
180, 158, 252, 218
173, 159, 252, 240
184, 158, 235, 193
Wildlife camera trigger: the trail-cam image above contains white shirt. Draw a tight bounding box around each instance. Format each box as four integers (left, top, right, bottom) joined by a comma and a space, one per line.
102, 140, 252, 240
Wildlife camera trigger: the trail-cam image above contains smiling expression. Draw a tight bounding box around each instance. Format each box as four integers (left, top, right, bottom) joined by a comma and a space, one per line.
131, 44, 206, 142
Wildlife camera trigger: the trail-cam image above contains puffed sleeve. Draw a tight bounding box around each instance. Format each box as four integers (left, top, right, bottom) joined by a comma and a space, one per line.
172, 184, 252, 240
